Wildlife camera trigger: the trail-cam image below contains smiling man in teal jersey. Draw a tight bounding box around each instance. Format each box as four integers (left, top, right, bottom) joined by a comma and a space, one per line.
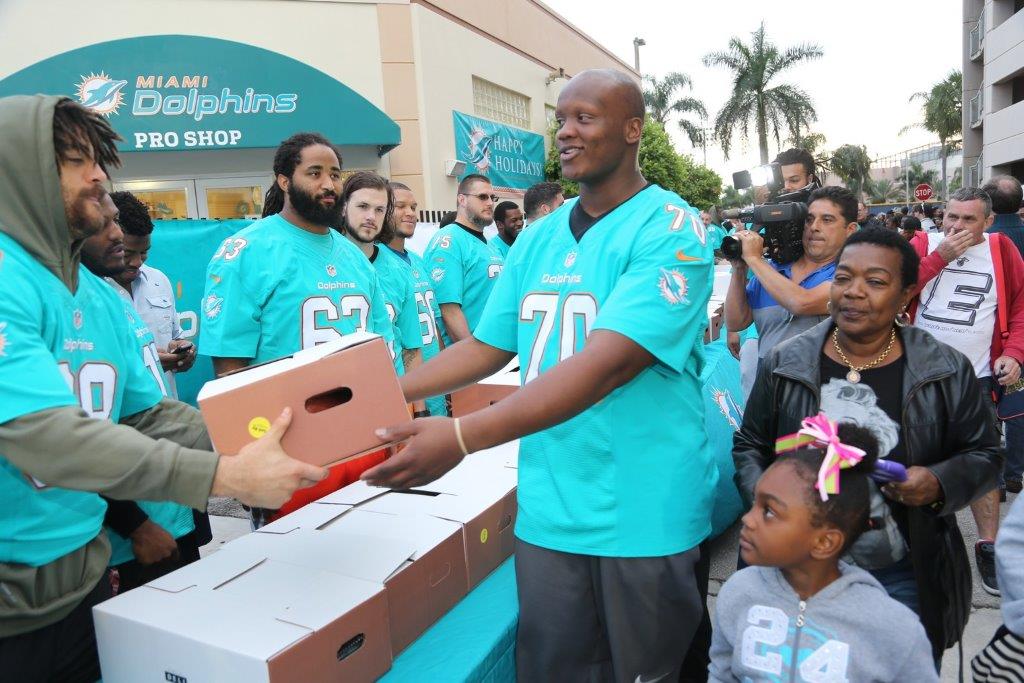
423, 174, 504, 344
337, 171, 423, 383
201, 134, 393, 525
363, 70, 716, 681
0, 96, 325, 681
386, 181, 447, 417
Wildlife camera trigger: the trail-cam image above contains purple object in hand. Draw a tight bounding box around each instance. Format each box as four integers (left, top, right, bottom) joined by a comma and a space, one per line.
871, 459, 908, 484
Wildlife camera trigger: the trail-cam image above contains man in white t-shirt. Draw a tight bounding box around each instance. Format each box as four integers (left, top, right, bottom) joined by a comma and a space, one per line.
911, 187, 1024, 597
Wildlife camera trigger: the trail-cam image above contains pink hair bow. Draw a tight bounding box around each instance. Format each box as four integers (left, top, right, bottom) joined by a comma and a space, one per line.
774, 413, 866, 501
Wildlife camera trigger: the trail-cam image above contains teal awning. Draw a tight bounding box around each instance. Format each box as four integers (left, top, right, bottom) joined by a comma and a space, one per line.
0, 35, 400, 155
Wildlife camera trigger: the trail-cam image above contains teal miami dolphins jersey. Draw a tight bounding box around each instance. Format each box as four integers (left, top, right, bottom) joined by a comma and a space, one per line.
201, 213, 392, 365
423, 223, 504, 342
473, 185, 718, 557
487, 234, 511, 260
371, 246, 422, 374
106, 303, 195, 566
384, 246, 447, 416
0, 234, 163, 567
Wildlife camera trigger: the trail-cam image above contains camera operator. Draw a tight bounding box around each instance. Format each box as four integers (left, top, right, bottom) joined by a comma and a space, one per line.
724, 185, 859, 362
754, 148, 817, 203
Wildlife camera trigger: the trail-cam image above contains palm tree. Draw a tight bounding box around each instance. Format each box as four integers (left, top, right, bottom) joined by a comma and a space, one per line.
902, 70, 962, 199
829, 144, 873, 198
642, 72, 708, 148
719, 184, 755, 209
703, 23, 823, 162
864, 178, 905, 204
907, 162, 940, 190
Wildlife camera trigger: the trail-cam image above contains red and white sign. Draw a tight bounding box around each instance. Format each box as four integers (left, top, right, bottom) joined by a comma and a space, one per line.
914, 184, 934, 201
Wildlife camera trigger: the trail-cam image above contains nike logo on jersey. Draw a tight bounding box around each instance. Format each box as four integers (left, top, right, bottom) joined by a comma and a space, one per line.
675, 250, 701, 262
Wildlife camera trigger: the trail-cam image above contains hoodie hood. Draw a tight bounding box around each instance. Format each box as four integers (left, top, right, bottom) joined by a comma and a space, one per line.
0, 95, 79, 289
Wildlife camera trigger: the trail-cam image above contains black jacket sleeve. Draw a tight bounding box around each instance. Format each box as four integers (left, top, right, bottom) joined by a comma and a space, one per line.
926, 359, 1003, 515
731, 357, 779, 508
102, 497, 149, 537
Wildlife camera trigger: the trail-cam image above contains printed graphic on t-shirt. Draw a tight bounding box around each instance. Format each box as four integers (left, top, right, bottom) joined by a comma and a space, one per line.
740, 604, 850, 682
916, 234, 997, 377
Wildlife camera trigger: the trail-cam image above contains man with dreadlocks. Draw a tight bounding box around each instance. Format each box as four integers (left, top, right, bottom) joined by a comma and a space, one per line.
201, 133, 393, 526
0, 97, 326, 680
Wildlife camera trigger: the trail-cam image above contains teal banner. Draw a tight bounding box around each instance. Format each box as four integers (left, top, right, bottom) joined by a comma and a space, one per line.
453, 111, 544, 192
0, 35, 399, 152
147, 219, 253, 405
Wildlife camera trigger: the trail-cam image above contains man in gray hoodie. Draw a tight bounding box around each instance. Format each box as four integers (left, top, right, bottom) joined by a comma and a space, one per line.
0, 95, 328, 681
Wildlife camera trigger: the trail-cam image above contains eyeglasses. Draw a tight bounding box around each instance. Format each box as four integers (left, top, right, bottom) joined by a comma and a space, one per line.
460, 192, 499, 203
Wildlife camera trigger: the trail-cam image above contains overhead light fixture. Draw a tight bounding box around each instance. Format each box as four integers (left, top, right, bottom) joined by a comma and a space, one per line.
445, 159, 466, 177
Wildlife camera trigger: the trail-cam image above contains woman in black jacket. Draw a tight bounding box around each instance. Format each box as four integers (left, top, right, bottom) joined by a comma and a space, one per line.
732, 227, 1002, 661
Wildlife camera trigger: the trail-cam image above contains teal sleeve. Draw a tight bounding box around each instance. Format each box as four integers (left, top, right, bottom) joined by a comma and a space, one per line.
592, 218, 713, 372
472, 256, 519, 353
427, 234, 466, 306
0, 276, 77, 424
396, 278, 423, 350
115, 298, 164, 417
200, 237, 263, 358
366, 272, 395, 344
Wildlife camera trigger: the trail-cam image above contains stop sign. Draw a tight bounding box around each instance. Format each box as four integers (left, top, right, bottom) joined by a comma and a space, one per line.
914, 183, 934, 201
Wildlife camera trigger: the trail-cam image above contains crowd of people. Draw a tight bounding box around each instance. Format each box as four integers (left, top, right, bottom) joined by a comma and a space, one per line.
2, 66, 1024, 682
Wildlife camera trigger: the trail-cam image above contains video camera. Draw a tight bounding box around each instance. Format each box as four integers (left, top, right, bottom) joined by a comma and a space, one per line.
712, 162, 819, 265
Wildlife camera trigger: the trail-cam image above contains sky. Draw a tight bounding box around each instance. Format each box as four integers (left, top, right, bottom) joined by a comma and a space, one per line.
544, 0, 963, 185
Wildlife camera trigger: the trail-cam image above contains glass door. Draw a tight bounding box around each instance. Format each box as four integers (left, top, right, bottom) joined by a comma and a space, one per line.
113, 179, 199, 219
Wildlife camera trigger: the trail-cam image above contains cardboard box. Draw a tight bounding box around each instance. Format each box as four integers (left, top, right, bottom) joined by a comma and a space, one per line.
705, 301, 724, 343
94, 542, 397, 683
330, 441, 520, 589
246, 502, 469, 654
450, 358, 520, 417
198, 332, 408, 467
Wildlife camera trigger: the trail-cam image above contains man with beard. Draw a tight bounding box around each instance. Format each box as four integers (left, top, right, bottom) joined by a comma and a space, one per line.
423, 174, 505, 343
201, 132, 392, 526
362, 70, 715, 681
385, 181, 448, 417
488, 200, 523, 259
78, 195, 202, 590
337, 172, 425, 405
0, 95, 325, 681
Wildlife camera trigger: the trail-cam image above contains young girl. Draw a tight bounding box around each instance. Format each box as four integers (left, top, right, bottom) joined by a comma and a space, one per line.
710, 417, 937, 682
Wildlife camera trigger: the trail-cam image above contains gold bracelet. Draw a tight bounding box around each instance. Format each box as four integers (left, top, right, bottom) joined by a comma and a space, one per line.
453, 418, 470, 456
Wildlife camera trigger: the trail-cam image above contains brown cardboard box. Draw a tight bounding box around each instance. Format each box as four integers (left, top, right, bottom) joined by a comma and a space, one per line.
705, 301, 724, 343
252, 502, 470, 654
93, 543, 397, 683
450, 360, 520, 417
198, 332, 408, 467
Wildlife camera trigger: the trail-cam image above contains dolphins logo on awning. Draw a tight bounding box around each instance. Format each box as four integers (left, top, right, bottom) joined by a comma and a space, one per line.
466, 125, 493, 174
75, 72, 128, 116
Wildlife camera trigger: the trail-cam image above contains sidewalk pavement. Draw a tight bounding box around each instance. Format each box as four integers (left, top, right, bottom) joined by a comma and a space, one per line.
205, 493, 1015, 682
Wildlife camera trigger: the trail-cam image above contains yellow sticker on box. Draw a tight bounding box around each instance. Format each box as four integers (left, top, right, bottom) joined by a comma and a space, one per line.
480, 528, 489, 544
248, 416, 271, 439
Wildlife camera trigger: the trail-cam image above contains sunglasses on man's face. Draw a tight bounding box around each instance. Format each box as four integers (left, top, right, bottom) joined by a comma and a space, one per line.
461, 192, 499, 203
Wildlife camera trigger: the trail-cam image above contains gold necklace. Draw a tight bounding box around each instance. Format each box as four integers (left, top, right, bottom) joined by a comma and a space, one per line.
831, 327, 897, 384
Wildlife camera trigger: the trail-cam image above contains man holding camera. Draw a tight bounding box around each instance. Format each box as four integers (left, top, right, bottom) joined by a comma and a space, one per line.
724, 185, 859, 362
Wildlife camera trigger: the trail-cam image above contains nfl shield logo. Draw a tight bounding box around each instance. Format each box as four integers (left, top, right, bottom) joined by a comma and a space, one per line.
326, 264, 337, 277
564, 251, 577, 268
73, 309, 83, 330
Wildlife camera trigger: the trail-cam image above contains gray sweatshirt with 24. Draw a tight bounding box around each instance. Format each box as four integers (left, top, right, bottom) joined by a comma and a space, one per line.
710, 563, 937, 682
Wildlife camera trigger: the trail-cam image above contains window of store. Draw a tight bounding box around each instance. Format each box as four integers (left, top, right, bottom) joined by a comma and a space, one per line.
473, 77, 531, 130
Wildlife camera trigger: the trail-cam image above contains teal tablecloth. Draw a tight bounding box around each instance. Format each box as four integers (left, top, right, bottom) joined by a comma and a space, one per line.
384, 559, 518, 682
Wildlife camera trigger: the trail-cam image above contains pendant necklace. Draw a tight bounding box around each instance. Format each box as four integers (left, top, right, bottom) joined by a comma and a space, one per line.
832, 327, 896, 384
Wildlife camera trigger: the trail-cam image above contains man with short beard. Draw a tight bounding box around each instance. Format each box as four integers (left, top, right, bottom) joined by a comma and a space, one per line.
201, 132, 392, 526
0, 96, 324, 681
488, 200, 523, 259
385, 181, 448, 417
338, 172, 425, 412
423, 174, 505, 343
